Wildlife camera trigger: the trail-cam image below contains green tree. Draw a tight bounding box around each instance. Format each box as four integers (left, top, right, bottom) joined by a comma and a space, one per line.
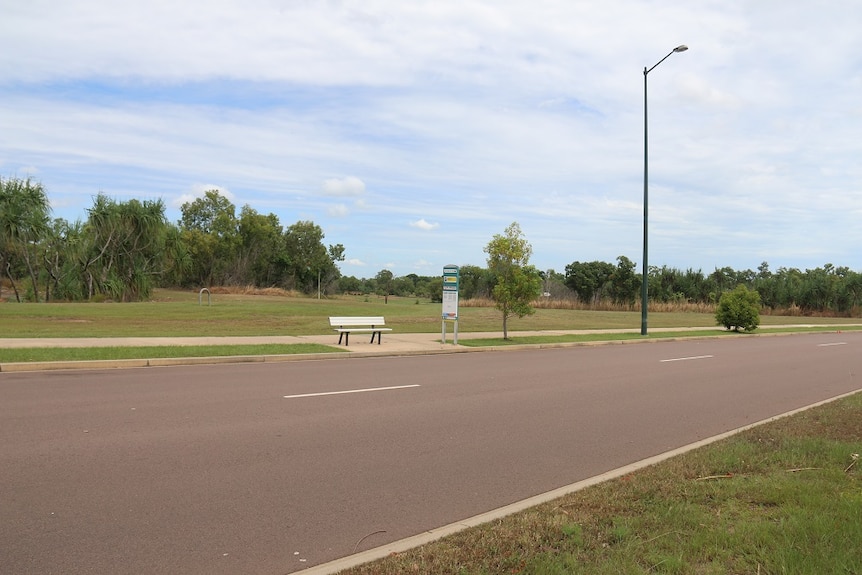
323, 243, 346, 296
178, 190, 239, 286
564, 260, 615, 303
0, 176, 51, 301
237, 206, 285, 286
484, 222, 542, 339
42, 218, 86, 301
375, 269, 394, 303
283, 220, 344, 295
609, 256, 639, 305
799, 264, 839, 312
715, 285, 761, 332
458, 264, 493, 300
158, 223, 192, 289
179, 189, 237, 235
83, 194, 170, 301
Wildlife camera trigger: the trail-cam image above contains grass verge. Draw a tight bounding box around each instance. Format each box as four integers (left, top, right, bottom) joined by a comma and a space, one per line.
458, 325, 862, 347
341, 392, 862, 574
0, 343, 341, 363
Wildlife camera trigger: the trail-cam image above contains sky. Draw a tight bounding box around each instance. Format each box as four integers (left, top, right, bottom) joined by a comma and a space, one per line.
2, 1, 861, 278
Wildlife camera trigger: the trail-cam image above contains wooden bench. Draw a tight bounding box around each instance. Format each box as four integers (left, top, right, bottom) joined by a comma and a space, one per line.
329, 316, 392, 346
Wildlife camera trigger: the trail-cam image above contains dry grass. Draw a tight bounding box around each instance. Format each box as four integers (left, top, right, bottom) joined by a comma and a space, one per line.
465, 296, 716, 314
204, 285, 303, 297
464, 296, 861, 318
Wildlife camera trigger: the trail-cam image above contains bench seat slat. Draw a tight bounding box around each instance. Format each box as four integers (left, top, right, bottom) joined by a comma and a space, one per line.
329, 316, 386, 327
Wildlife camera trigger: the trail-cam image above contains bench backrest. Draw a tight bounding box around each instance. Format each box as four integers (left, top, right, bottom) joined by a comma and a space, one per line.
329, 316, 386, 327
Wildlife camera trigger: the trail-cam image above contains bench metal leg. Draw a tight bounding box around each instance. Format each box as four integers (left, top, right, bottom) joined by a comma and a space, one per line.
370, 331, 382, 344
338, 332, 349, 346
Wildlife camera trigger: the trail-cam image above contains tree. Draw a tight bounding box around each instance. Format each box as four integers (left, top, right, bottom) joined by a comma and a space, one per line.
178, 190, 239, 286
609, 256, 639, 305
374, 269, 394, 303
564, 260, 614, 303
484, 222, 542, 339
237, 206, 285, 286
459, 264, 494, 300
715, 285, 761, 332
83, 194, 170, 301
43, 218, 86, 301
0, 176, 51, 301
179, 189, 236, 235
283, 220, 343, 295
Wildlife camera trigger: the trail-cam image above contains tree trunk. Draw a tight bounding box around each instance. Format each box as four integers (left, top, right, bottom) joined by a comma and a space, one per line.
4, 261, 21, 302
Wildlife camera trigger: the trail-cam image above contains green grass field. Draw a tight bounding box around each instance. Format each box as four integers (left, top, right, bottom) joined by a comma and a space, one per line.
2, 288, 860, 338
1, 288, 860, 363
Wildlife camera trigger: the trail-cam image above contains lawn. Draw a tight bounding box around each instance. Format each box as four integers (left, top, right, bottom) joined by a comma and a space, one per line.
2, 288, 860, 363
2, 288, 859, 338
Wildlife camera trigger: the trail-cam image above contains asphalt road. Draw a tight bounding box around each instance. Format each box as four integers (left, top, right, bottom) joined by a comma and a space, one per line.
2, 332, 860, 574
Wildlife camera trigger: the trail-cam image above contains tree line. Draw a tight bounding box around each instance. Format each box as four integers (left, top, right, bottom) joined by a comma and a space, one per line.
559, 258, 862, 316
3, 177, 860, 316
1, 178, 344, 302
344, 256, 862, 317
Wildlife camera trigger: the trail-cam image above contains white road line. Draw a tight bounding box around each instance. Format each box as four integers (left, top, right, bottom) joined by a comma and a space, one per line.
660, 355, 714, 363
284, 384, 420, 399
818, 342, 847, 347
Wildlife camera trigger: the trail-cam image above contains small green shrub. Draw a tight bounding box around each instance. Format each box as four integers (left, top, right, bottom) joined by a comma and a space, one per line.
715, 285, 761, 332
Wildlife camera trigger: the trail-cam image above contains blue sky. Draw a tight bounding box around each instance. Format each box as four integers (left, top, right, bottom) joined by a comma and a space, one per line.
2, 1, 861, 278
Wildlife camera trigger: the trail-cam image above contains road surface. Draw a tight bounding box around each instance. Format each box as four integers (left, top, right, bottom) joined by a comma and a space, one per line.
1, 332, 859, 574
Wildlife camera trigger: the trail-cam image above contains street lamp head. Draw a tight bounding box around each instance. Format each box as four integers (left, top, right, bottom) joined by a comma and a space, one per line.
673, 45, 689, 53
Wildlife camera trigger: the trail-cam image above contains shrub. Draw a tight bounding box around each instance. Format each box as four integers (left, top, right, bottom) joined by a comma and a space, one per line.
715, 285, 761, 332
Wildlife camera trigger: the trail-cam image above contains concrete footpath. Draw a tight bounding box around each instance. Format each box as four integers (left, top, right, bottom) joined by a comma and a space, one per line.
1, 325, 858, 372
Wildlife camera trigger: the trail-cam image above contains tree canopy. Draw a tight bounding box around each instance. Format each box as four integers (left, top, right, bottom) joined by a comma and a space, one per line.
484, 222, 542, 339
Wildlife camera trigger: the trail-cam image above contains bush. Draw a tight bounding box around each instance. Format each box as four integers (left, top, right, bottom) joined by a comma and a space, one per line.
715, 285, 761, 332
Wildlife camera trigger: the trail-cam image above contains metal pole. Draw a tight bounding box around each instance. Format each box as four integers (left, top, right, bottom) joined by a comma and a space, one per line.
640, 45, 687, 336
641, 67, 649, 336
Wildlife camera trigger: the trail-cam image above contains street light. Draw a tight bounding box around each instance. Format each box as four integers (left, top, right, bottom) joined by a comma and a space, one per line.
641, 44, 687, 336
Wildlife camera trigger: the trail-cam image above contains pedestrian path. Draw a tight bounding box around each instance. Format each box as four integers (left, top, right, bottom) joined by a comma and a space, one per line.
2, 324, 856, 350
0, 326, 701, 349
1, 325, 858, 372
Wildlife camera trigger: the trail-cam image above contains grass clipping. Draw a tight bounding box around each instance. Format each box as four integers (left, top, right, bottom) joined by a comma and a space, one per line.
343, 393, 862, 575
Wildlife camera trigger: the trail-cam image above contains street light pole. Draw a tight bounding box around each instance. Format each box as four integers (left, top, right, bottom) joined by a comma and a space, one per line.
641, 44, 688, 336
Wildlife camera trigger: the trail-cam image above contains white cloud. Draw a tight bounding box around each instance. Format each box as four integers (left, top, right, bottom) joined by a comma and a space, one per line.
344, 258, 366, 267
678, 75, 740, 109
322, 176, 366, 197
3, 1, 862, 276
410, 218, 439, 231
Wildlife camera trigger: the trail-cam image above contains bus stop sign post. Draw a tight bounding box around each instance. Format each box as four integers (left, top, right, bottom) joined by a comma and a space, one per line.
441, 265, 460, 344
